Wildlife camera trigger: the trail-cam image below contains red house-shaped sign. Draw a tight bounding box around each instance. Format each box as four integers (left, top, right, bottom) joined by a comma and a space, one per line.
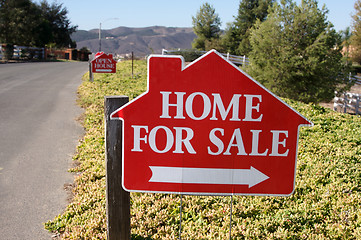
92, 52, 116, 73
111, 50, 313, 196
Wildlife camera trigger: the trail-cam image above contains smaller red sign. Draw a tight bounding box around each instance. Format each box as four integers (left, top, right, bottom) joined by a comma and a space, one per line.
92, 52, 116, 73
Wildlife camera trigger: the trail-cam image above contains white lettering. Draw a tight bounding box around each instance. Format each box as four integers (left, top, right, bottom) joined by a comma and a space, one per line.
208, 128, 224, 155
160, 91, 186, 119
185, 92, 211, 120
159, 91, 263, 122
210, 93, 242, 121
270, 130, 289, 156
244, 94, 263, 122
249, 130, 268, 156
131, 125, 148, 152
207, 128, 289, 157
224, 128, 247, 156
149, 126, 174, 153
132, 125, 196, 154
173, 127, 196, 154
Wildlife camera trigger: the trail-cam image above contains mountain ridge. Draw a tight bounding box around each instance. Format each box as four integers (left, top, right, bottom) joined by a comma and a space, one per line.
72, 26, 196, 56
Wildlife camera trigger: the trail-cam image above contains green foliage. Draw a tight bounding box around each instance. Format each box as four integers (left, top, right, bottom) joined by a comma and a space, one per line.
0, 0, 76, 47
0, 0, 39, 45
165, 49, 204, 62
192, 2, 221, 50
246, 0, 351, 103
37, 0, 77, 48
45, 60, 361, 239
352, 0, 361, 64
223, 0, 274, 55
340, 27, 352, 64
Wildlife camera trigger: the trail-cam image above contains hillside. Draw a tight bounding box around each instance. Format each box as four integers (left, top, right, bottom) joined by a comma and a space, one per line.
72, 26, 196, 56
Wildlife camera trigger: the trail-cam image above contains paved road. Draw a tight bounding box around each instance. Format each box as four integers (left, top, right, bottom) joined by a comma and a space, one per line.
0, 62, 87, 239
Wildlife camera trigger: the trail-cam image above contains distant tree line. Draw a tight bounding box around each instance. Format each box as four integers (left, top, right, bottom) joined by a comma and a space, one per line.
0, 0, 76, 48
191, 0, 353, 104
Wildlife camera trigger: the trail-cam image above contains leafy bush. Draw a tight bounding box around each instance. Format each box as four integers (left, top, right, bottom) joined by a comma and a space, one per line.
45, 60, 361, 239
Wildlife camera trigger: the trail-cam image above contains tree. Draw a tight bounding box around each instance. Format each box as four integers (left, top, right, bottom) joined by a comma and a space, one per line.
351, 0, 361, 64
38, 0, 77, 48
340, 27, 352, 64
192, 2, 221, 50
0, 0, 40, 45
222, 0, 274, 55
0, 0, 76, 48
246, 0, 351, 103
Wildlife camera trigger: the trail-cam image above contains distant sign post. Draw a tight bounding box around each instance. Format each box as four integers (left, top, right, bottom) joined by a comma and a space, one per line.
110, 50, 313, 196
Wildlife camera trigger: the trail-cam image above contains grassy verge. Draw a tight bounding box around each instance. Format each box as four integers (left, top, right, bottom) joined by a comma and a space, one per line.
45, 60, 361, 239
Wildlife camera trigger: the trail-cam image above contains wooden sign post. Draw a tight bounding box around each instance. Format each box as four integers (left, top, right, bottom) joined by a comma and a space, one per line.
105, 96, 130, 240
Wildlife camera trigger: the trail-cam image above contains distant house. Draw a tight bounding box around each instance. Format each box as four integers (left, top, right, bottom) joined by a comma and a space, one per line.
45, 48, 90, 61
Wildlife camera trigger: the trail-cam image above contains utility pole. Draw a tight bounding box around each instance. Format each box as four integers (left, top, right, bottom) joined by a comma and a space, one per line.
99, 18, 119, 53
99, 23, 102, 52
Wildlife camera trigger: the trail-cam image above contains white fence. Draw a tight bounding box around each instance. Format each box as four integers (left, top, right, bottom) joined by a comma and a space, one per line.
333, 75, 361, 115
162, 49, 249, 66
334, 92, 361, 115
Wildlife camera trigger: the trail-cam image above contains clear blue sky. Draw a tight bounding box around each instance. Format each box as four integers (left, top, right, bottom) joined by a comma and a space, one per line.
34, 0, 355, 32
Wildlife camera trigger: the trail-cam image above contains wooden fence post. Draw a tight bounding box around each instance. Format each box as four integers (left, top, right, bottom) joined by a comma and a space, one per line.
131, 51, 134, 79
105, 96, 130, 240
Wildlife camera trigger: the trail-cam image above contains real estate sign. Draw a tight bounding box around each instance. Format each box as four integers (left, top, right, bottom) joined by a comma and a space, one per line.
92, 52, 116, 73
110, 50, 313, 196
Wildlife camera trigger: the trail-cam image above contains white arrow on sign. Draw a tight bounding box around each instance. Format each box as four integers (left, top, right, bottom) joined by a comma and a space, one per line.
149, 166, 269, 188
95, 69, 113, 73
